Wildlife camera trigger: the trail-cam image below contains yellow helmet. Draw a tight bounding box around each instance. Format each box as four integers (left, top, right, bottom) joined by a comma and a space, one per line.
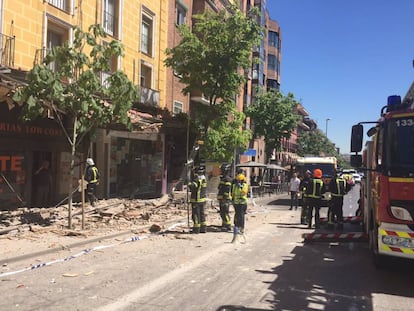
236, 173, 246, 181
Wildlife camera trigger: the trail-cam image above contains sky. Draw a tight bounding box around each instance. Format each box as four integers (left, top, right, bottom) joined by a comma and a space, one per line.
266, 0, 414, 154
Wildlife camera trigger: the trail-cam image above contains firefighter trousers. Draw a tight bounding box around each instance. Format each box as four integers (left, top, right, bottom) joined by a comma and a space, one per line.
328, 196, 344, 224
219, 199, 232, 228
191, 202, 206, 233
307, 197, 322, 228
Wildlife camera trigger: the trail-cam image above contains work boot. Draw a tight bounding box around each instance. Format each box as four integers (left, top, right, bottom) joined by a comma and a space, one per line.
200, 225, 207, 233
191, 227, 200, 234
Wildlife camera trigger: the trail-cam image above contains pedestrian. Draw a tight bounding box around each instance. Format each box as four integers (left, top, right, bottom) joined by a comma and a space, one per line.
217, 163, 232, 232
231, 173, 249, 242
85, 158, 100, 207
289, 172, 301, 210
34, 160, 52, 207
327, 169, 349, 229
188, 165, 207, 233
306, 169, 326, 229
299, 170, 311, 225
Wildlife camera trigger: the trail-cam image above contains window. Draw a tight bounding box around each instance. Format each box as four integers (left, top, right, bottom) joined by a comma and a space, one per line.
173, 101, 183, 114
141, 8, 155, 56
176, 3, 187, 26
103, 0, 118, 36
140, 62, 152, 88
268, 31, 280, 49
46, 20, 70, 72
48, 0, 70, 13
267, 54, 277, 71
101, 41, 118, 87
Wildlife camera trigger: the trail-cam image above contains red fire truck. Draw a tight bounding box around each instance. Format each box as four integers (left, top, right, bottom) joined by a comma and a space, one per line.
350, 94, 414, 266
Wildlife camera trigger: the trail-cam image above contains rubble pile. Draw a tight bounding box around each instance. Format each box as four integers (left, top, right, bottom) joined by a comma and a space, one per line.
0, 194, 191, 238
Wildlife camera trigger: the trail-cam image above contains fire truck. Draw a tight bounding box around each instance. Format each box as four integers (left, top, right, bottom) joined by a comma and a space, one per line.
350, 94, 414, 266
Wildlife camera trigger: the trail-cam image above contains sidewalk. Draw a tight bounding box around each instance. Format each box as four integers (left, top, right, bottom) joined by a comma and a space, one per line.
0, 192, 290, 268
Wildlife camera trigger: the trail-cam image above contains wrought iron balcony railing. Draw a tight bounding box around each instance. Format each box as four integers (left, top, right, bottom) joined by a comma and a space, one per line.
0, 33, 15, 67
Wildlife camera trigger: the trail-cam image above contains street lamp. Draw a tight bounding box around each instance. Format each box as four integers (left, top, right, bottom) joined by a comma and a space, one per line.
325, 118, 331, 137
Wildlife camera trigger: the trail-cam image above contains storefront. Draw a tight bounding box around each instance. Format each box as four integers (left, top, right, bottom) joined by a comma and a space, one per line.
0, 103, 85, 209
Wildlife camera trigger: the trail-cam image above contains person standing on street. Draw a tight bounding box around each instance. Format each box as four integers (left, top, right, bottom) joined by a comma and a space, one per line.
188, 165, 207, 233
231, 173, 249, 242
306, 169, 326, 229
34, 160, 52, 207
217, 163, 232, 232
289, 172, 301, 210
327, 169, 349, 229
85, 158, 100, 207
299, 170, 311, 225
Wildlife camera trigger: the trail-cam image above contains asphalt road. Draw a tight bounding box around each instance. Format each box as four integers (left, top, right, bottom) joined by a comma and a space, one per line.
1, 187, 414, 311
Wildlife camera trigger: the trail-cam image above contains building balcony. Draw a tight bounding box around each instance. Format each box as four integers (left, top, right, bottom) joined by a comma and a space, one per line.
0, 33, 15, 68
138, 85, 160, 107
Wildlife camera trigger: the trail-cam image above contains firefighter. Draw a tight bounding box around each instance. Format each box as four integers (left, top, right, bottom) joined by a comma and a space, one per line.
217, 163, 232, 232
328, 169, 349, 229
231, 173, 249, 241
85, 158, 100, 207
299, 170, 312, 225
188, 165, 207, 233
306, 168, 326, 229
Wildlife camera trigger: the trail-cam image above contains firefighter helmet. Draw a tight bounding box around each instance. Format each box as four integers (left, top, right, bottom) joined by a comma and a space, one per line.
313, 169, 322, 178
196, 165, 205, 173
236, 173, 246, 181
220, 163, 231, 173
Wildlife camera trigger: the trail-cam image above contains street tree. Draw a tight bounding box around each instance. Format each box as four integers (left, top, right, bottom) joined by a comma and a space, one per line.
296, 129, 347, 168
246, 90, 299, 161
165, 5, 262, 161
13, 24, 138, 228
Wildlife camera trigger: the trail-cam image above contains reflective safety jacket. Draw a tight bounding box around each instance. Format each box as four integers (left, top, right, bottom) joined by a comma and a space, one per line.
329, 177, 347, 197
189, 175, 207, 203
217, 175, 232, 200
305, 178, 326, 199
299, 177, 311, 198
232, 181, 248, 204
86, 165, 100, 184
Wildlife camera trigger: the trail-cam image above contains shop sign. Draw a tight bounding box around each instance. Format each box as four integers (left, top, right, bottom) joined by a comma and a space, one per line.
0, 121, 64, 137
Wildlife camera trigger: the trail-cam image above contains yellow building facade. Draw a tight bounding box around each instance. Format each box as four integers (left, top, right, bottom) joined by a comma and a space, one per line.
1, 0, 167, 109
0, 0, 169, 207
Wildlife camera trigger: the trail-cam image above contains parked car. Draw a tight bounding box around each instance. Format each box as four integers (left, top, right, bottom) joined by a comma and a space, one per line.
352, 173, 362, 183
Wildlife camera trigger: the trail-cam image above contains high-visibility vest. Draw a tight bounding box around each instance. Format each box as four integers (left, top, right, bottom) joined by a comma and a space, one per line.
331, 178, 346, 197
232, 182, 248, 204
217, 175, 232, 200
189, 176, 207, 203
87, 166, 99, 184
306, 178, 324, 198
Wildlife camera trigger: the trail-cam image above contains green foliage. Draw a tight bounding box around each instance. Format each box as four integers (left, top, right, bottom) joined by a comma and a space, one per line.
13, 24, 138, 146
296, 129, 347, 168
200, 103, 252, 162
246, 90, 299, 159
165, 7, 262, 103
164, 6, 262, 162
